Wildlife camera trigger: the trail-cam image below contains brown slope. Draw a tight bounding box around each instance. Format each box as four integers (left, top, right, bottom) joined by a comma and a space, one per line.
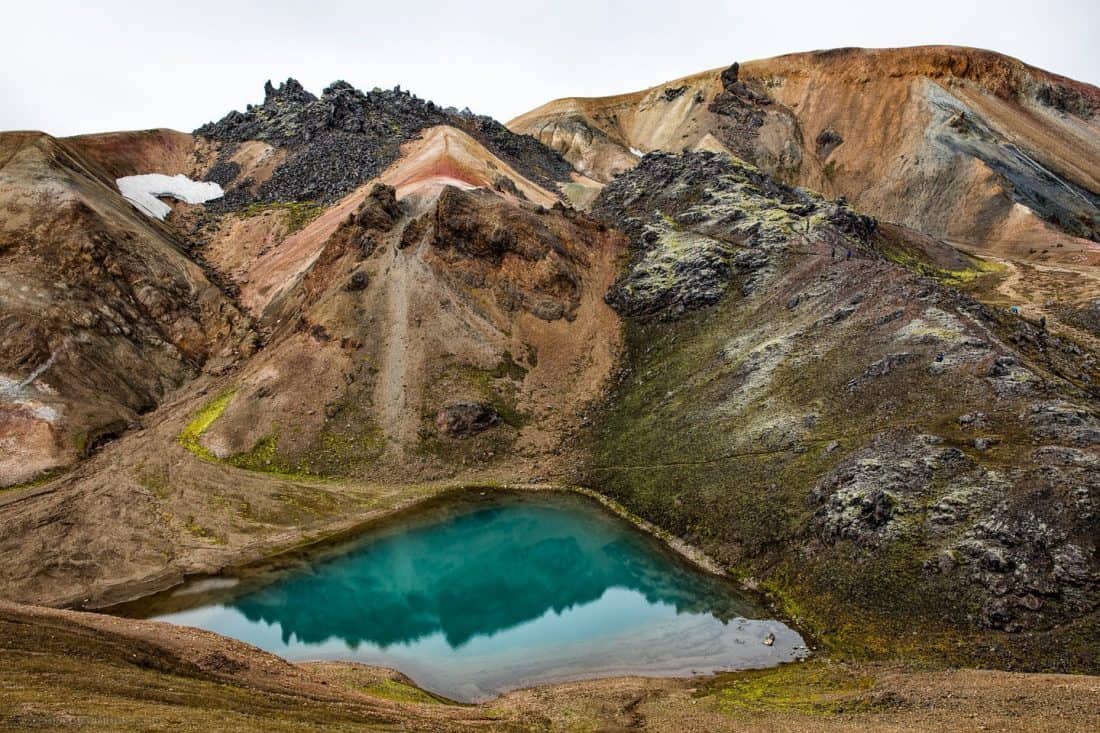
194, 125, 624, 483
0, 131, 253, 486
0, 124, 623, 609
64, 128, 210, 179
510, 46, 1100, 264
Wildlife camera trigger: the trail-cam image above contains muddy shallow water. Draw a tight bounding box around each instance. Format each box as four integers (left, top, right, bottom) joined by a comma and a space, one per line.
117, 490, 808, 701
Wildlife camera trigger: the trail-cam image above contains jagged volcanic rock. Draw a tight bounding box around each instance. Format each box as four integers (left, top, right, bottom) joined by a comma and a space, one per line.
595, 151, 875, 320
197, 78, 573, 206
435, 402, 502, 438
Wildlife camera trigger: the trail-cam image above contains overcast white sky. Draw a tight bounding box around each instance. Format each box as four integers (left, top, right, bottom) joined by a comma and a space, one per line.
2, 0, 1097, 137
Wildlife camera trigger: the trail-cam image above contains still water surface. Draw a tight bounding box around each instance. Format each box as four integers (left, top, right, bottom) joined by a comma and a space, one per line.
138, 492, 807, 701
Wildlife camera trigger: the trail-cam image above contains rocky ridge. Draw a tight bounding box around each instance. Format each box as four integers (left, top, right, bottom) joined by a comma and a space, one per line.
585, 151, 1099, 657
595, 151, 874, 319
510, 46, 1100, 271
197, 79, 573, 206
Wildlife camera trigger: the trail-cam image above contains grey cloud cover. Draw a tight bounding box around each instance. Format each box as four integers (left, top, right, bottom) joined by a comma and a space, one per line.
2, 0, 1097, 136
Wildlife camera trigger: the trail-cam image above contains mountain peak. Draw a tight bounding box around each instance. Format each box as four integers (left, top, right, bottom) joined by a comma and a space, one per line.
262, 77, 316, 108
194, 78, 572, 206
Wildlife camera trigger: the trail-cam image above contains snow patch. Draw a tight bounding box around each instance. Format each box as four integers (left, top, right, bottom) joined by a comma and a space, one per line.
630, 147, 645, 157
116, 174, 223, 220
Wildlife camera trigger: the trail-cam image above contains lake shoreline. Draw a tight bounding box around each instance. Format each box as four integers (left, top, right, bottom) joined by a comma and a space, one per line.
107, 485, 806, 703
98, 481, 736, 615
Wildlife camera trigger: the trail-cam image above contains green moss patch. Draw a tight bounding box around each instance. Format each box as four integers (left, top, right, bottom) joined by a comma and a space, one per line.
703, 661, 877, 716
178, 390, 236, 461
880, 240, 1002, 289
178, 385, 391, 480
223, 431, 316, 480
302, 401, 387, 476
241, 201, 324, 234
360, 679, 449, 705
1, 467, 66, 493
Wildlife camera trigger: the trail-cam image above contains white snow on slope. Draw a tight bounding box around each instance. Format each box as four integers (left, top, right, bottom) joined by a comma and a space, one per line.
116, 174, 223, 220
630, 147, 645, 157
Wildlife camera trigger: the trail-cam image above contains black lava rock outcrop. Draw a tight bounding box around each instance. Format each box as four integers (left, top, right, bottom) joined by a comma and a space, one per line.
815, 128, 844, 158
594, 151, 875, 320
197, 78, 573, 206
435, 402, 502, 438
354, 183, 402, 231
710, 62, 773, 121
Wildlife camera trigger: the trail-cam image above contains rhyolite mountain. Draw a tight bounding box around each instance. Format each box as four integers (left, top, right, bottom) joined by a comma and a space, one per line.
513, 46, 1100, 253
0, 45, 1098, 731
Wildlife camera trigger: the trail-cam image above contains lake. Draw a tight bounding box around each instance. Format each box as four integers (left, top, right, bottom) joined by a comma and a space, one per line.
126, 491, 807, 701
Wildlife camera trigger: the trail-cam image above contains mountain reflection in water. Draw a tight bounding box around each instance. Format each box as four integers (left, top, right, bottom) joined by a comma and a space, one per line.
144, 492, 807, 701
233, 497, 753, 648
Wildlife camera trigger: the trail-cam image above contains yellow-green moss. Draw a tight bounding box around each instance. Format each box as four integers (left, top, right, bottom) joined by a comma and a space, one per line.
178, 387, 388, 480
310, 412, 386, 473
882, 245, 1002, 289
360, 679, 448, 705
227, 433, 281, 470
178, 390, 236, 461
241, 201, 324, 234
0, 467, 66, 493
224, 431, 315, 480
178, 393, 310, 478
704, 661, 877, 716
936, 258, 1003, 287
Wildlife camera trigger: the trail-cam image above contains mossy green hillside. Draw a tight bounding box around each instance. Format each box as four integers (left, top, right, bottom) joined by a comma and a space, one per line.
583, 257, 1096, 671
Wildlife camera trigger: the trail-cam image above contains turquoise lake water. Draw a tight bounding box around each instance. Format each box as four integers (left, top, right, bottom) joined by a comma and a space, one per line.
140, 492, 807, 701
